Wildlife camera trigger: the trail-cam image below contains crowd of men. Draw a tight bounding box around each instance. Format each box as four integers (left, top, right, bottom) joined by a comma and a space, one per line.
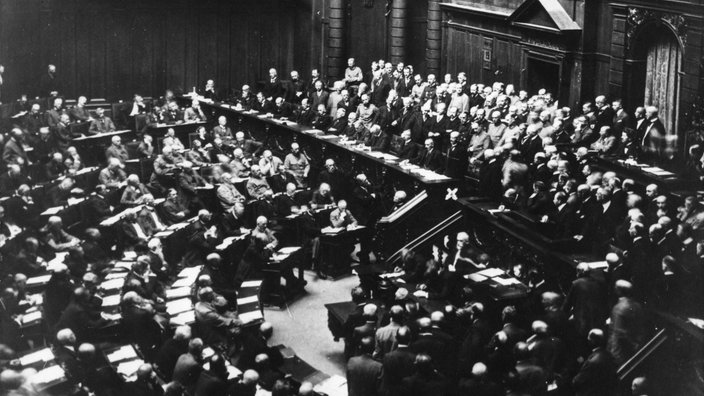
0, 57, 700, 395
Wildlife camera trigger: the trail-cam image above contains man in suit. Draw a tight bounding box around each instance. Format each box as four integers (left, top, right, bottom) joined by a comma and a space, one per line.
212, 115, 233, 141
173, 338, 204, 394
124, 363, 165, 396
105, 135, 129, 162
397, 130, 419, 161
373, 305, 403, 359
642, 106, 667, 160
296, 98, 315, 126
263, 68, 284, 100
163, 101, 183, 124
443, 131, 467, 178
347, 336, 383, 396
400, 354, 451, 396
45, 97, 64, 128
155, 325, 191, 381
412, 138, 443, 173
273, 97, 294, 119
562, 263, 609, 344
572, 329, 618, 396
285, 70, 306, 104
311, 104, 332, 131
0, 164, 28, 194
3, 128, 29, 166
345, 304, 377, 358
309, 80, 329, 111
89, 107, 116, 134
608, 280, 647, 365
427, 102, 449, 150
55, 287, 108, 341
183, 99, 206, 122
382, 326, 415, 396
513, 342, 547, 396
53, 113, 77, 150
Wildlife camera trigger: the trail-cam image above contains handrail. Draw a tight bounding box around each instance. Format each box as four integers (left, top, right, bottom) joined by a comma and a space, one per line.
385, 210, 464, 268
617, 328, 668, 380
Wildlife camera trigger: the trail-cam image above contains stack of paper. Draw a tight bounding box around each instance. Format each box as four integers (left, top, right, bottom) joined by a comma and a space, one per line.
314, 375, 348, 396
170, 310, 196, 326
166, 287, 192, 299
494, 277, 521, 286
166, 298, 194, 315
116, 359, 144, 379
476, 268, 505, 278
31, 365, 65, 385
239, 310, 263, 324
241, 280, 262, 288
101, 294, 122, 307
21, 310, 42, 324
100, 278, 125, 291
26, 274, 52, 286
107, 345, 138, 363
19, 348, 54, 366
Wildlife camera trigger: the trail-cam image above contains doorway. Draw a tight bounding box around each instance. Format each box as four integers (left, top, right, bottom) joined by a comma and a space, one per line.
526, 57, 560, 98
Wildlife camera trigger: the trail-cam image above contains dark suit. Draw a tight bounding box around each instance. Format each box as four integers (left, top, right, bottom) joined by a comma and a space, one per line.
310, 91, 330, 110
382, 346, 416, 395
572, 347, 618, 396
443, 143, 467, 178
413, 147, 443, 172
347, 354, 382, 396
562, 274, 608, 337
155, 338, 188, 381
400, 371, 451, 396
263, 77, 284, 99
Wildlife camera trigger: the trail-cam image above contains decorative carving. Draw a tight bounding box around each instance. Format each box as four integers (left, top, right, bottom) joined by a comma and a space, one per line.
626, 7, 687, 50
522, 37, 565, 51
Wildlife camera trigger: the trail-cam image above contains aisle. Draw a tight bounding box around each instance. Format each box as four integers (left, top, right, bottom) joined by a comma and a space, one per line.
263, 270, 359, 378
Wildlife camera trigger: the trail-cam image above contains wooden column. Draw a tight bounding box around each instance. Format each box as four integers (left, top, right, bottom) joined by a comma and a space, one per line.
425, 0, 442, 75
327, 0, 346, 80
389, 0, 408, 65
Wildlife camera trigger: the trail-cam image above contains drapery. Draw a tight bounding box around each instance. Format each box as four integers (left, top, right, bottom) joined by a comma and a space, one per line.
644, 32, 680, 153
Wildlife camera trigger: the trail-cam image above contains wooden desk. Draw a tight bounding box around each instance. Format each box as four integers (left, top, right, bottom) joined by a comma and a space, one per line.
591, 156, 697, 193
458, 197, 599, 292
72, 129, 132, 165
198, 101, 456, 194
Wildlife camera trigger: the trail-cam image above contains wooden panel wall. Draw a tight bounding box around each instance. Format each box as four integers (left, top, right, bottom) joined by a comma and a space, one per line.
0, 0, 303, 102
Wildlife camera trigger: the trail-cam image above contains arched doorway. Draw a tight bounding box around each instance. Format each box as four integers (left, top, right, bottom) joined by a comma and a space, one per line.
625, 23, 682, 149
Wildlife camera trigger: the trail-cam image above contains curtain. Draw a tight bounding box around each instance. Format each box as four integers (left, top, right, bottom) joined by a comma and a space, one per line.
644, 32, 680, 139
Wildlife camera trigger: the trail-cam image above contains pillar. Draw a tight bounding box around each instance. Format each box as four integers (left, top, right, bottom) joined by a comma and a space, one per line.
327, 0, 346, 80
389, 0, 408, 65
426, 0, 442, 75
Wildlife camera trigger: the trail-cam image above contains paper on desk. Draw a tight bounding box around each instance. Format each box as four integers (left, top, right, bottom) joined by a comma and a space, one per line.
153, 230, 173, 238
314, 374, 348, 396
178, 266, 202, 278
31, 365, 65, 385
241, 280, 262, 288
166, 287, 192, 299
170, 310, 195, 326
278, 246, 300, 254
322, 226, 344, 234
66, 197, 85, 206
216, 236, 237, 250
40, 206, 63, 216
494, 277, 521, 286
171, 277, 195, 288
101, 278, 125, 290
466, 273, 487, 283
115, 261, 134, 270
19, 348, 54, 366
105, 271, 128, 280
102, 294, 121, 307
103, 312, 122, 321
584, 261, 609, 271
26, 274, 52, 286
116, 359, 144, 379
123, 251, 137, 260
476, 268, 504, 278
107, 345, 138, 363
380, 272, 404, 279
237, 295, 258, 305
166, 298, 193, 315
239, 310, 263, 324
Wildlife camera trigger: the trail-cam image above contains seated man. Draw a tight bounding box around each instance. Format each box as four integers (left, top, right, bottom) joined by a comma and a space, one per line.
164, 101, 184, 124
230, 148, 251, 178
232, 131, 262, 159
41, 216, 80, 254
186, 139, 210, 165
137, 134, 155, 158
55, 287, 109, 341
194, 287, 241, 351
69, 96, 92, 123
105, 135, 129, 162
98, 157, 127, 190
178, 161, 208, 211
246, 165, 271, 200
247, 216, 306, 293
121, 174, 150, 206
184, 99, 206, 122
162, 188, 190, 225
217, 172, 244, 210
88, 107, 116, 134
284, 142, 310, 187
258, 150, 283, 177
310, 182, 335, 210
330, 199, 358, 229
219, 201, 250, 236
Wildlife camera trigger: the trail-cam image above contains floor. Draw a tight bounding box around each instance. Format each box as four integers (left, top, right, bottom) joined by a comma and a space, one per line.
263, 270, 359, 378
